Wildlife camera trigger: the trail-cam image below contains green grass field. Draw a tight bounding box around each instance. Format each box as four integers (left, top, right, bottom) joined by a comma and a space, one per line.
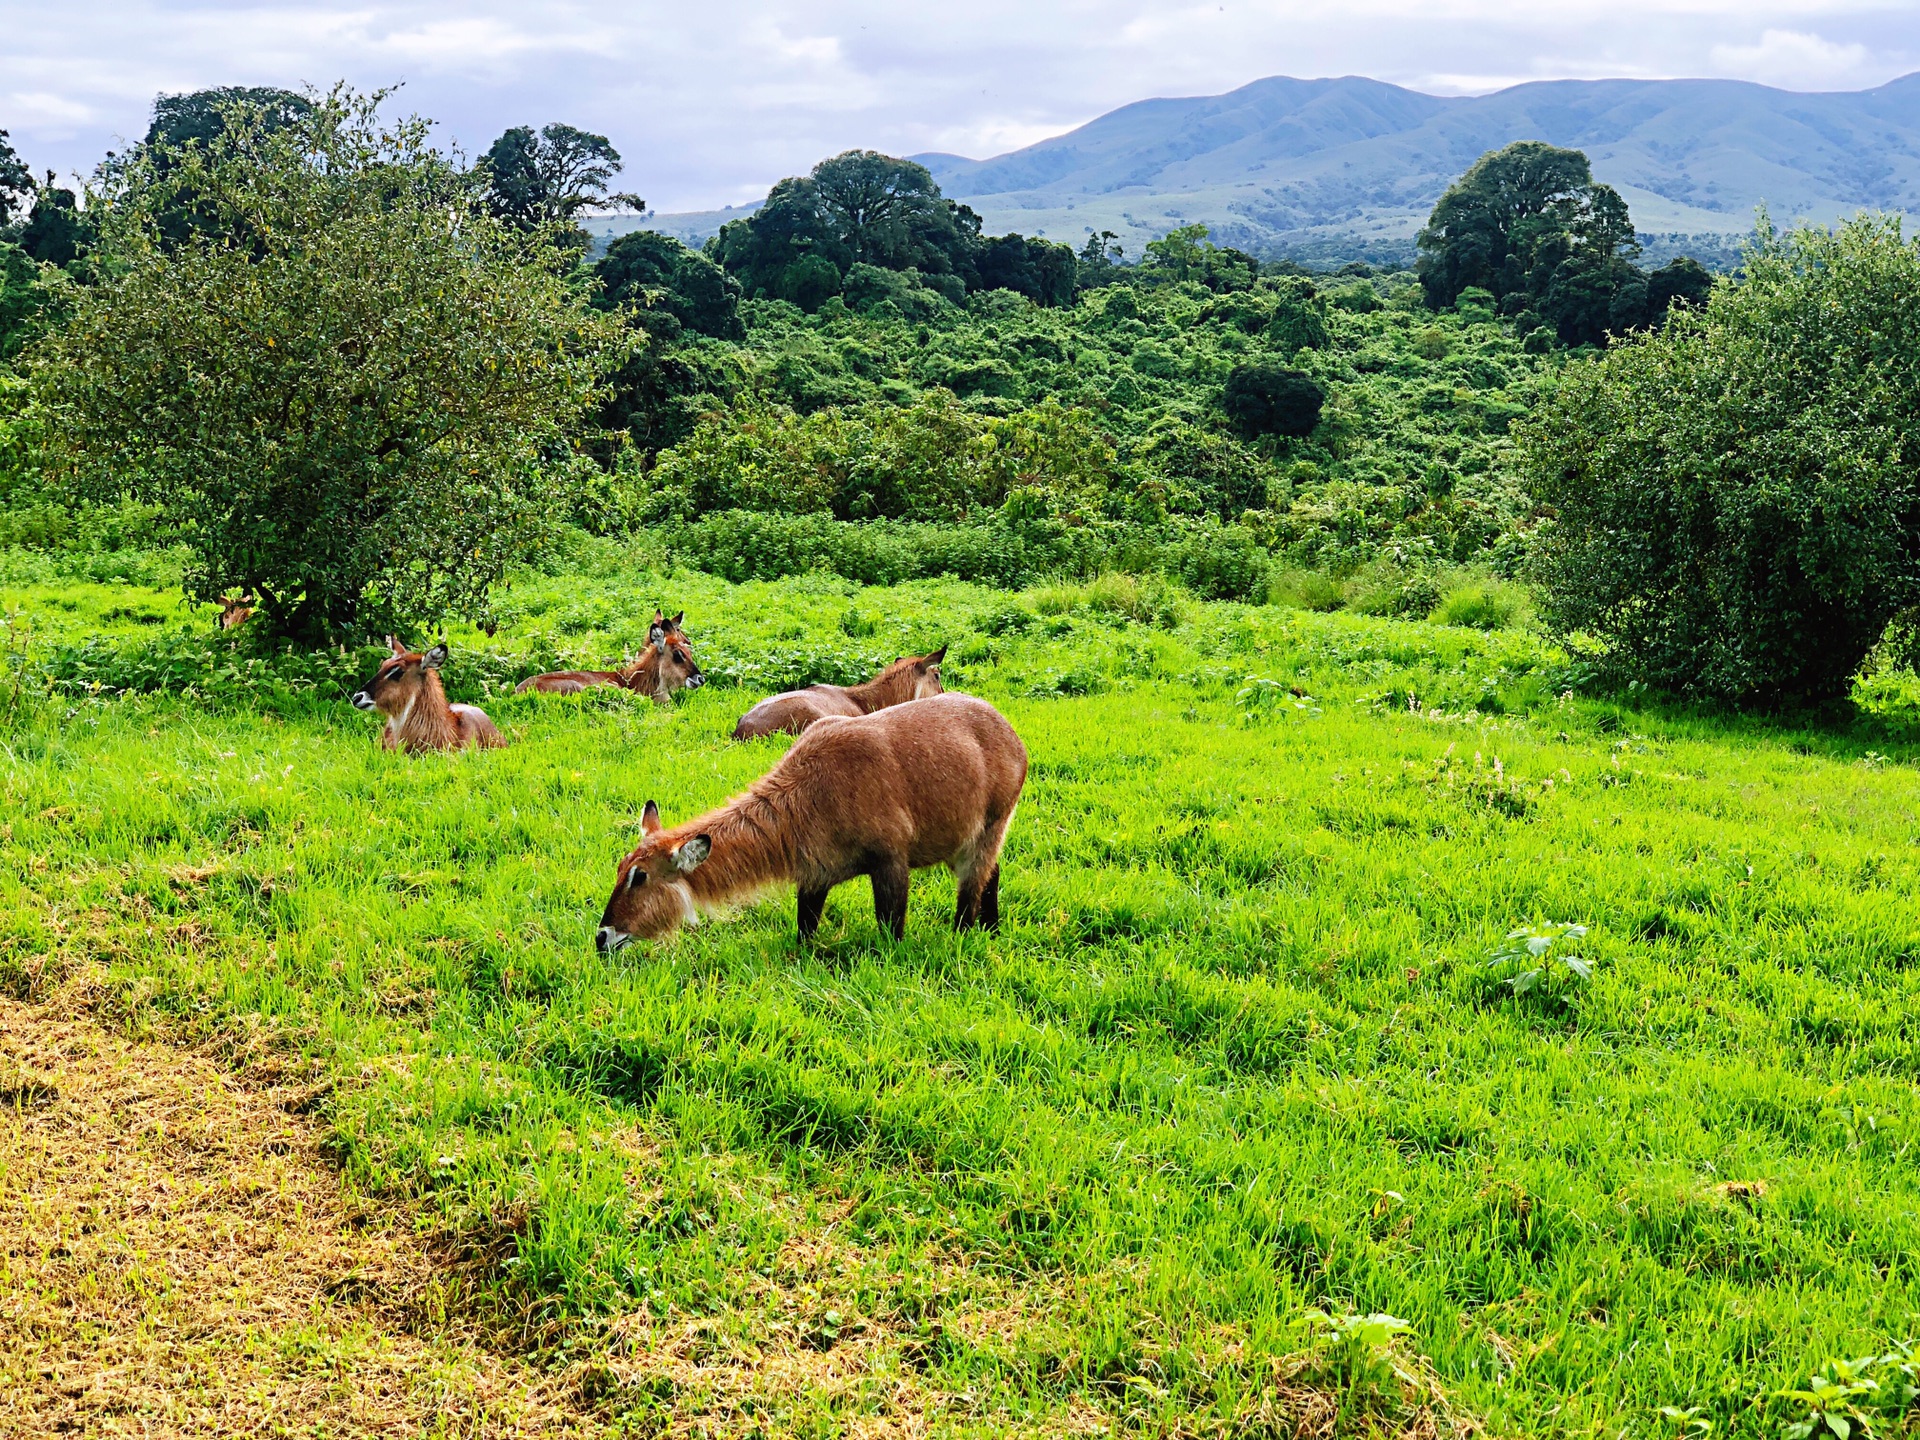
8, 552, 1920, 1437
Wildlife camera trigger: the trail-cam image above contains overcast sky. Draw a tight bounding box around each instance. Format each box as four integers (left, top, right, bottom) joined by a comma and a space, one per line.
4, 1, 1917, 212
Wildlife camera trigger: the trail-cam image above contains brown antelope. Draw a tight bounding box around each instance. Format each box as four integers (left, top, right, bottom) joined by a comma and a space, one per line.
731, 646, 946, 741
516, 611, 705, 703
596, 693, 1026, 950
218, 593, 255, 630
352, 638, 507, 752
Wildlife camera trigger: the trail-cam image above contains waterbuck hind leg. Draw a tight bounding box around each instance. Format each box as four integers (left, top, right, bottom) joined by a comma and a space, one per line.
954, 870, 985, 931
871, 858, 910, 941
797, 886, 829, 941
981, 865, 1002, 931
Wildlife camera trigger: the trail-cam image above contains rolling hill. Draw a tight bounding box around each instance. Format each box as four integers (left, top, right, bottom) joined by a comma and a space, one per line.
612, 72, 1920, 264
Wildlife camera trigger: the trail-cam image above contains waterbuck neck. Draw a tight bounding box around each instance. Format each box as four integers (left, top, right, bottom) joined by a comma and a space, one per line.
660, 790, 799, 911
390, 669, 461, 751
842, 659, 924, 713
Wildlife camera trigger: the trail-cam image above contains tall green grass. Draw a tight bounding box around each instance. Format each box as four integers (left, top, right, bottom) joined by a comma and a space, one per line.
6, 555, 1920, 1434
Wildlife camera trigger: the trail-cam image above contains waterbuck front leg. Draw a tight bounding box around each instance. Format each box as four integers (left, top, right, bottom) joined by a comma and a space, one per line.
870, 857, 910, 941
797, 885, 829, 941
981, 864, 1001, 931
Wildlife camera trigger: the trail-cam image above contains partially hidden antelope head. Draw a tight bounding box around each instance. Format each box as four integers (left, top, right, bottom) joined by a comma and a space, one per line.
218, 593, 255, 630
352, 636, 507, 752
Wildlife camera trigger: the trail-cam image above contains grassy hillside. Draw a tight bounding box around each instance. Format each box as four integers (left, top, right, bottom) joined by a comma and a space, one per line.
8, 553, 1920, 1434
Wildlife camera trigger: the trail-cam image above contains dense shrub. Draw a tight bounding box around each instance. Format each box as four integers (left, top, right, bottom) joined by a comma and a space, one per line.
644, 394, 1120, 525
1223, 363, 1325, 440
1523, 216, 1920, 705
29, 89, 625, 641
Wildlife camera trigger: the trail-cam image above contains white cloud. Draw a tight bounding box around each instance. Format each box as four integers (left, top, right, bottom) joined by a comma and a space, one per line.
0, 2, 1914, 207
1708, 28, 1881, 89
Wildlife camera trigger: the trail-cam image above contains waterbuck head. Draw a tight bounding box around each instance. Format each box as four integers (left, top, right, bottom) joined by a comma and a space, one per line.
351, 636, 449, 718
632, 610, 704, 696
910, 644, 947, 699
597, 800, 711, 950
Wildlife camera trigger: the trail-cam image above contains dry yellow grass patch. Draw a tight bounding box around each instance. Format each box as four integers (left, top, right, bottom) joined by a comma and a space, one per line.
0, 997, 587, 1438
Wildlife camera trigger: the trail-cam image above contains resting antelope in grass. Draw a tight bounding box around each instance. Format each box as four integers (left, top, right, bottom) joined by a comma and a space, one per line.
597, 693, 1026, 949
352, 638, 506, 752
516, 611, 705, 702
731, 646, 946, 741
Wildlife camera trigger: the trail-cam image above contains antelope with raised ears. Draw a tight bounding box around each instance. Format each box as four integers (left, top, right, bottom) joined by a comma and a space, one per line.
516, 610, 705, 703
352, 638, 506, 752
218, 593, 255, 630
596, 692, 1026, 950
731, 646, 946, 741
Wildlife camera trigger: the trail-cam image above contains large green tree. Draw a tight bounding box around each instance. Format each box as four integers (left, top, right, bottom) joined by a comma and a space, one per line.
1523, 216, 1920, 705
1417, 142, 1651, 341
710, 151, 980, 307
31, 87, 627, 640
480, 123, 642, 236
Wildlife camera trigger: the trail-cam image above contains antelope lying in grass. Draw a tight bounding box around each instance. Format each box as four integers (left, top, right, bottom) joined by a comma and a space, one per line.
516, 611, 705, 703
732, 646, 946, 741
352, 638, 506, 752
596, 692, 1025, 949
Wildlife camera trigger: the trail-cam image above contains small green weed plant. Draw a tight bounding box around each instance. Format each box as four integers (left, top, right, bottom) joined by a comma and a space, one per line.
1476, 921, 1594, 1008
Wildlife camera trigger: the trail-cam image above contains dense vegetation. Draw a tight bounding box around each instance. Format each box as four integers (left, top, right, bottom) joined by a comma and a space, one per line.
1525, 216, 1920, 706
2, 90, 1737, 652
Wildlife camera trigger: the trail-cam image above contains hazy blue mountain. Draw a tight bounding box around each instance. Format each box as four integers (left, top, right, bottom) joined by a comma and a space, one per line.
610, 72, 1920, 263
912, 73, 1920, 258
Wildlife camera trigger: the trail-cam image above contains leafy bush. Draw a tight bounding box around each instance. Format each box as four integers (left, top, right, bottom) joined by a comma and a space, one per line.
29, 88, 625, 641
1222, 362, 1324, 440
1524, 216, 1920, 705
662, 511, 1088, 589
1271, 568, 1346, 612
1167, 525, 1268, 603
644, 394, 1119, 525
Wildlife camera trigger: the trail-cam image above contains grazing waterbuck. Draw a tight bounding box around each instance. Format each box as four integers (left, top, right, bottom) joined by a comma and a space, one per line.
597, 693, 1025, 948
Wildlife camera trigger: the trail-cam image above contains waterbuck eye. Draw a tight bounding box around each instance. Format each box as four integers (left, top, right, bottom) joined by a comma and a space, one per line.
625, 868, 648, 892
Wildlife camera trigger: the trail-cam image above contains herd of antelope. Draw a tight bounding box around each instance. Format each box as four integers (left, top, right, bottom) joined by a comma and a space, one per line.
345, 609, 1025, 948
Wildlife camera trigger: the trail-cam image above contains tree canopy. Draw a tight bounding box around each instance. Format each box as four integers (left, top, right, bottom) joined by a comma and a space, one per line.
1413, 141, 1711, 347
30, 87, 627, 639
1523, 215, 1920, 705
710, 151, 986, 307
481, 123, 641, 236
0, 131, 33, 229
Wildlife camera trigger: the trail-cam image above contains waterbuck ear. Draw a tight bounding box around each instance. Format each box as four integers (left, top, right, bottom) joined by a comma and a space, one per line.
671, 834, 711, 872
422, 642, 449, 670
387, 635, 407, 657
669, 611, 684, 630
641, 800, 662, 834
922, 644, 948, 666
